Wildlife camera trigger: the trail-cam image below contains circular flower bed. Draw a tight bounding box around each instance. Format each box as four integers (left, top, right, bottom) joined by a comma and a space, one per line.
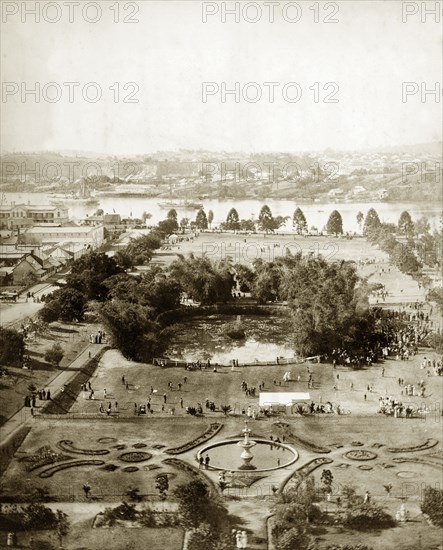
57, 440, 109, 455
122, 466, 139, 473
350, 441, 364, 447
397, 471, 416, 478
39, 460, 105, 478
98, 437, 118, 444
119, 452, 152, 463
133, 443, 147, 448
358, 465, 373, 470
343, 450, 377, 461
114, 444, 126, 450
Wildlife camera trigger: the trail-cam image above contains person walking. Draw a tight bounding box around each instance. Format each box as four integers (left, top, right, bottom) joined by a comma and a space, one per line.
205, 454, 210, 469
83, 482, 91, 498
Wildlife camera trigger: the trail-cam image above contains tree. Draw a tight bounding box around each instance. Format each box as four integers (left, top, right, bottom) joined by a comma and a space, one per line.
363, 208, 381, 237
390, 243, 422, 273
169, 256, 233, 305
157, 217, 179, 237
293, 208, 308, 234
180, 217, 190, 234
398, 210, 414, 237
55, 509, 70, 548
356, 211, 364, 232
275, 526, 312, 550
258, 205, 274, 233
174, 480, 228, 533
220, 404, 232, 416
125, 233, 162, 265
39, 301, 61, 323
225, 208, 240, 231
155, 473, 169, 500
233, 263, 256, 293
167, 209, 178, 223
414, 215, 430, 236
195, 209, 208, 230
67, 252, 122, 301
141, 211, 152, 223
44, 343, 64, 366
257, 205, 287, 233
207, 209, 214, 229
97, 300, 163, 362
421, 486, 443, 527
0, 328, 25, 367
54, 288, 86, 322
320, 469, 334, 493
326, 210, 343, 236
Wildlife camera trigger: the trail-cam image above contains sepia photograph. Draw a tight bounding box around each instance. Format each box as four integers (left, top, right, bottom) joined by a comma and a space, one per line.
0, 1, 442, 549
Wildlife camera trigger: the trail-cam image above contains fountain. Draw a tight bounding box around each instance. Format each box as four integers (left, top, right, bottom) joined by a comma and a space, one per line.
196, 420, 298, 472
237, 421, 257, 470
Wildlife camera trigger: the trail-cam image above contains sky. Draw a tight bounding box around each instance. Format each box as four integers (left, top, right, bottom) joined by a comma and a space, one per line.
1, 0, 442, 154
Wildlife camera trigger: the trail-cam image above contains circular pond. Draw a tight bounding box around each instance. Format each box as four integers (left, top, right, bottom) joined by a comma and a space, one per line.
197, 438, 298, 472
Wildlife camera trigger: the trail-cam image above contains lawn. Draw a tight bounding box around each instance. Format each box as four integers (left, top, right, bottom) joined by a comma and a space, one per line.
0, 418, 209, 502
0, 525, 184, 550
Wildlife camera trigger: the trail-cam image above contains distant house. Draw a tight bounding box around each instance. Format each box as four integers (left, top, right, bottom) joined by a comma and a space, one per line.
328, 188, 344, 198
22, 225, 105, 249
353, 185, 367, 195
0, 203, 69, 230
12, 254, 46, 284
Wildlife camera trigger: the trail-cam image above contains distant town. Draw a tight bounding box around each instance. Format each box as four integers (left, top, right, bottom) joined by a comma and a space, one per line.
1, 144, 441, 204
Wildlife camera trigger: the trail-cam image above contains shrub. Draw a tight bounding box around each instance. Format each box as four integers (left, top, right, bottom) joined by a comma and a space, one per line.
344, 503, 396, 530
139, 507, 156, 527
326, 546, 374, 550
44, 343, 64, 366
421, 486, 443, 527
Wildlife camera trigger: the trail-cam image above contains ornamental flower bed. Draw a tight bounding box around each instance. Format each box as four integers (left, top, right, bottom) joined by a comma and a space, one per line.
387, 439, 438, 453
57, 440, 110, 455
273, 422, 331, 454
98, 437, 118, 444
392, 457, 442, 468
119, 452, 152, 463
343, 450, 377, 461
19, 446, 73, 472
165, 423, 223, 455
279, 457, 333, 493
38, 459, 105, 478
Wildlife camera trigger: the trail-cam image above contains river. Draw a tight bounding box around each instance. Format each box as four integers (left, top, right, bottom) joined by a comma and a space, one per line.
3, 193, 441, 233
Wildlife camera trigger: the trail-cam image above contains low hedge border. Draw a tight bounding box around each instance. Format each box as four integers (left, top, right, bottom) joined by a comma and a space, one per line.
38, 459, 105, 478
279, 457, 333, 494
387, 438, 438, 453
40, 346, 109, 415
57, 439, 110, 455
162, 457, 219, 494
165, 423, 223, 455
